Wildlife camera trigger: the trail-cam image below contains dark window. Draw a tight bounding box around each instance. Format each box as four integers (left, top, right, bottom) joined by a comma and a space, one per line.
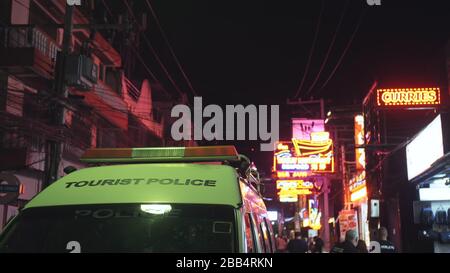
70, 114, 91, 149
0, 204, 236, 253
99, 63, 105, 82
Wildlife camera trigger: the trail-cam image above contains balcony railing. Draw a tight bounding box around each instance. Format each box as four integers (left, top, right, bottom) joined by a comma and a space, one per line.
1, 25, 60, 62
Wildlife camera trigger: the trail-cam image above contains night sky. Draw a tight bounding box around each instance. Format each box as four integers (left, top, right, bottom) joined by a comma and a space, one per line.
124, 0, 450, 174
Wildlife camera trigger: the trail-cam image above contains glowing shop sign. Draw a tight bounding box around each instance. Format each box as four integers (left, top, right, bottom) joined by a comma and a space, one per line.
349, 171, 366, 193
278, 188, 313, 196
354, 115, 366, 170
350, 186, 367, 202
376, 88, 440, 107
273, 135, 334, 174
276, 171, 308, 178
276, 179, 314, 202
276, 180, 314, 189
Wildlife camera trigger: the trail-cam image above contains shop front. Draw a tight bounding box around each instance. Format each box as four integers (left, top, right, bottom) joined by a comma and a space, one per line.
348, 171, 371, 247
407, 113, 450, 253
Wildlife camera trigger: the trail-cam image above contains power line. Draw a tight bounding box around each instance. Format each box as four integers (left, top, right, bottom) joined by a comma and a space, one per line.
144, 0, 198, 97
304, 0, 349, 98
317, 6, 367, 94
294, 0, 325, 99
122, 0, 184, 97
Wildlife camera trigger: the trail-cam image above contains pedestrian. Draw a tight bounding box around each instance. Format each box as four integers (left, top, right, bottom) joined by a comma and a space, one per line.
330, 230, 359, 253
312, 236, 324, 253
287, 231, 308, 253
275, 235, 288, 253
378, 227, 396, 253
356, 239, 368, 253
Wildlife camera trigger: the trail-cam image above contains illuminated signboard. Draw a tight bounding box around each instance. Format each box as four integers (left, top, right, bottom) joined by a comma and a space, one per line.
273, 136, 334, 174
354, 115, 366, 170
308, 199, 322, 230
406, 115, 444, 181
292, 119, 325, 140
279, 192, 298, 203
276, 180, 314, 189
349, 171, 366, 192
349, 171, 367, 202
267, 211, 278, 221
277, 179, 313, 202
276, 171, 308, 178
351, 187, 367, 202
376, 88, 440, 108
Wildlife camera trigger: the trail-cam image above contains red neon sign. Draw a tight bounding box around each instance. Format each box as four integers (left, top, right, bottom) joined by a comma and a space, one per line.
376, 88, 440, 107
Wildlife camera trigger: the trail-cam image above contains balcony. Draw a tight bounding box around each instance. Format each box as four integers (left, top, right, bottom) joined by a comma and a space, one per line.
0, 25, 60, 88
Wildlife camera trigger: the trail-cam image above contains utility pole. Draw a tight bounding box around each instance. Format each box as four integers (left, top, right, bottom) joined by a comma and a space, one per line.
341, 144, 347, 208
323, 177, 330, 251
43, 4, 74, 189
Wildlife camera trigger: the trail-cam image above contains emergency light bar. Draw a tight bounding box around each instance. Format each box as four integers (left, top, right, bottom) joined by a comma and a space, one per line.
80, 146, 240, 163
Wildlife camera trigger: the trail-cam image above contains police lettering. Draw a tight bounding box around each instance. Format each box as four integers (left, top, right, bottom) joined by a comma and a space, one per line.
65, 178, 217, 188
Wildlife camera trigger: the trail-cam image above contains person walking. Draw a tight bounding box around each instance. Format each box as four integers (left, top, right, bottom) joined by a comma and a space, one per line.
330, 230, 359, 253
275, 235, 288, 253
287, 232, 308, 253
378, 227, 396, 253
356, 239, 368, 253
311, 236, 324, 253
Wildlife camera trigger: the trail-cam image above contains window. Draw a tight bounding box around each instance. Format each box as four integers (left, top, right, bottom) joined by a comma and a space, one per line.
259, 222, 271, 253
244, 213, 255, 253
262, 218, 274, 253
249, 213, 263, 253
99, 63, 105, 82
0, 204, 236, 253
265, 218, 276, 252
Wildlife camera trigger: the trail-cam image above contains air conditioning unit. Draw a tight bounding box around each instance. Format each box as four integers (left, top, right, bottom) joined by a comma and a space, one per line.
65, 54, 98, 90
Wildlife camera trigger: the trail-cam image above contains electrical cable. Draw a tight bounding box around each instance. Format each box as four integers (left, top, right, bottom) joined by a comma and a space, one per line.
304, 0, 350, 98
317, 6, 367, 94
293, 0, 325, 99
144, 0, 198, 96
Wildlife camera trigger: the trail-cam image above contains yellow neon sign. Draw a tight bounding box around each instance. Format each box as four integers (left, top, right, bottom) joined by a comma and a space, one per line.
354, 115, 366, 170
376, 88, 440, 107
350, 186, 367, 202
274, 135, 335, 173
276, 180, 314, 189
277, 143, 289, 150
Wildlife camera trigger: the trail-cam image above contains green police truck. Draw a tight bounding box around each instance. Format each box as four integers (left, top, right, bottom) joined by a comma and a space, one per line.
0, 146, 275, 253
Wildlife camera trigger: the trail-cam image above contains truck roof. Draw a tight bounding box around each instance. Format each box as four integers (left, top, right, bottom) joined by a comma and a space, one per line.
25, 163, 242, 209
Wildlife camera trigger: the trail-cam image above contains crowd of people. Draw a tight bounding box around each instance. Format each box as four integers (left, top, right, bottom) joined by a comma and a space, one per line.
275, 227, 396, 253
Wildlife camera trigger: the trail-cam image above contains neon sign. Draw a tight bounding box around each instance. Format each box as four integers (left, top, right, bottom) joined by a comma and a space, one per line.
349, 171, 367, 202
354, 115, 366, 170
376, 88, 440, 107
278, 188, 313, 196
273, 136, 334, 174
276, 180, 314, 189
279, 193, 298, 203
276, 171, 308, 178
276, 179, 314, 201
350, 186, 367, 202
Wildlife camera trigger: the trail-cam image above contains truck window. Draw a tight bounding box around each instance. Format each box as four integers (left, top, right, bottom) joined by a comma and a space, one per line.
249, 213, 264, 253
0, 204, 236, 253
264, 218, 276, 252
244, 213, 256, 253
259, 221, 271, 253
